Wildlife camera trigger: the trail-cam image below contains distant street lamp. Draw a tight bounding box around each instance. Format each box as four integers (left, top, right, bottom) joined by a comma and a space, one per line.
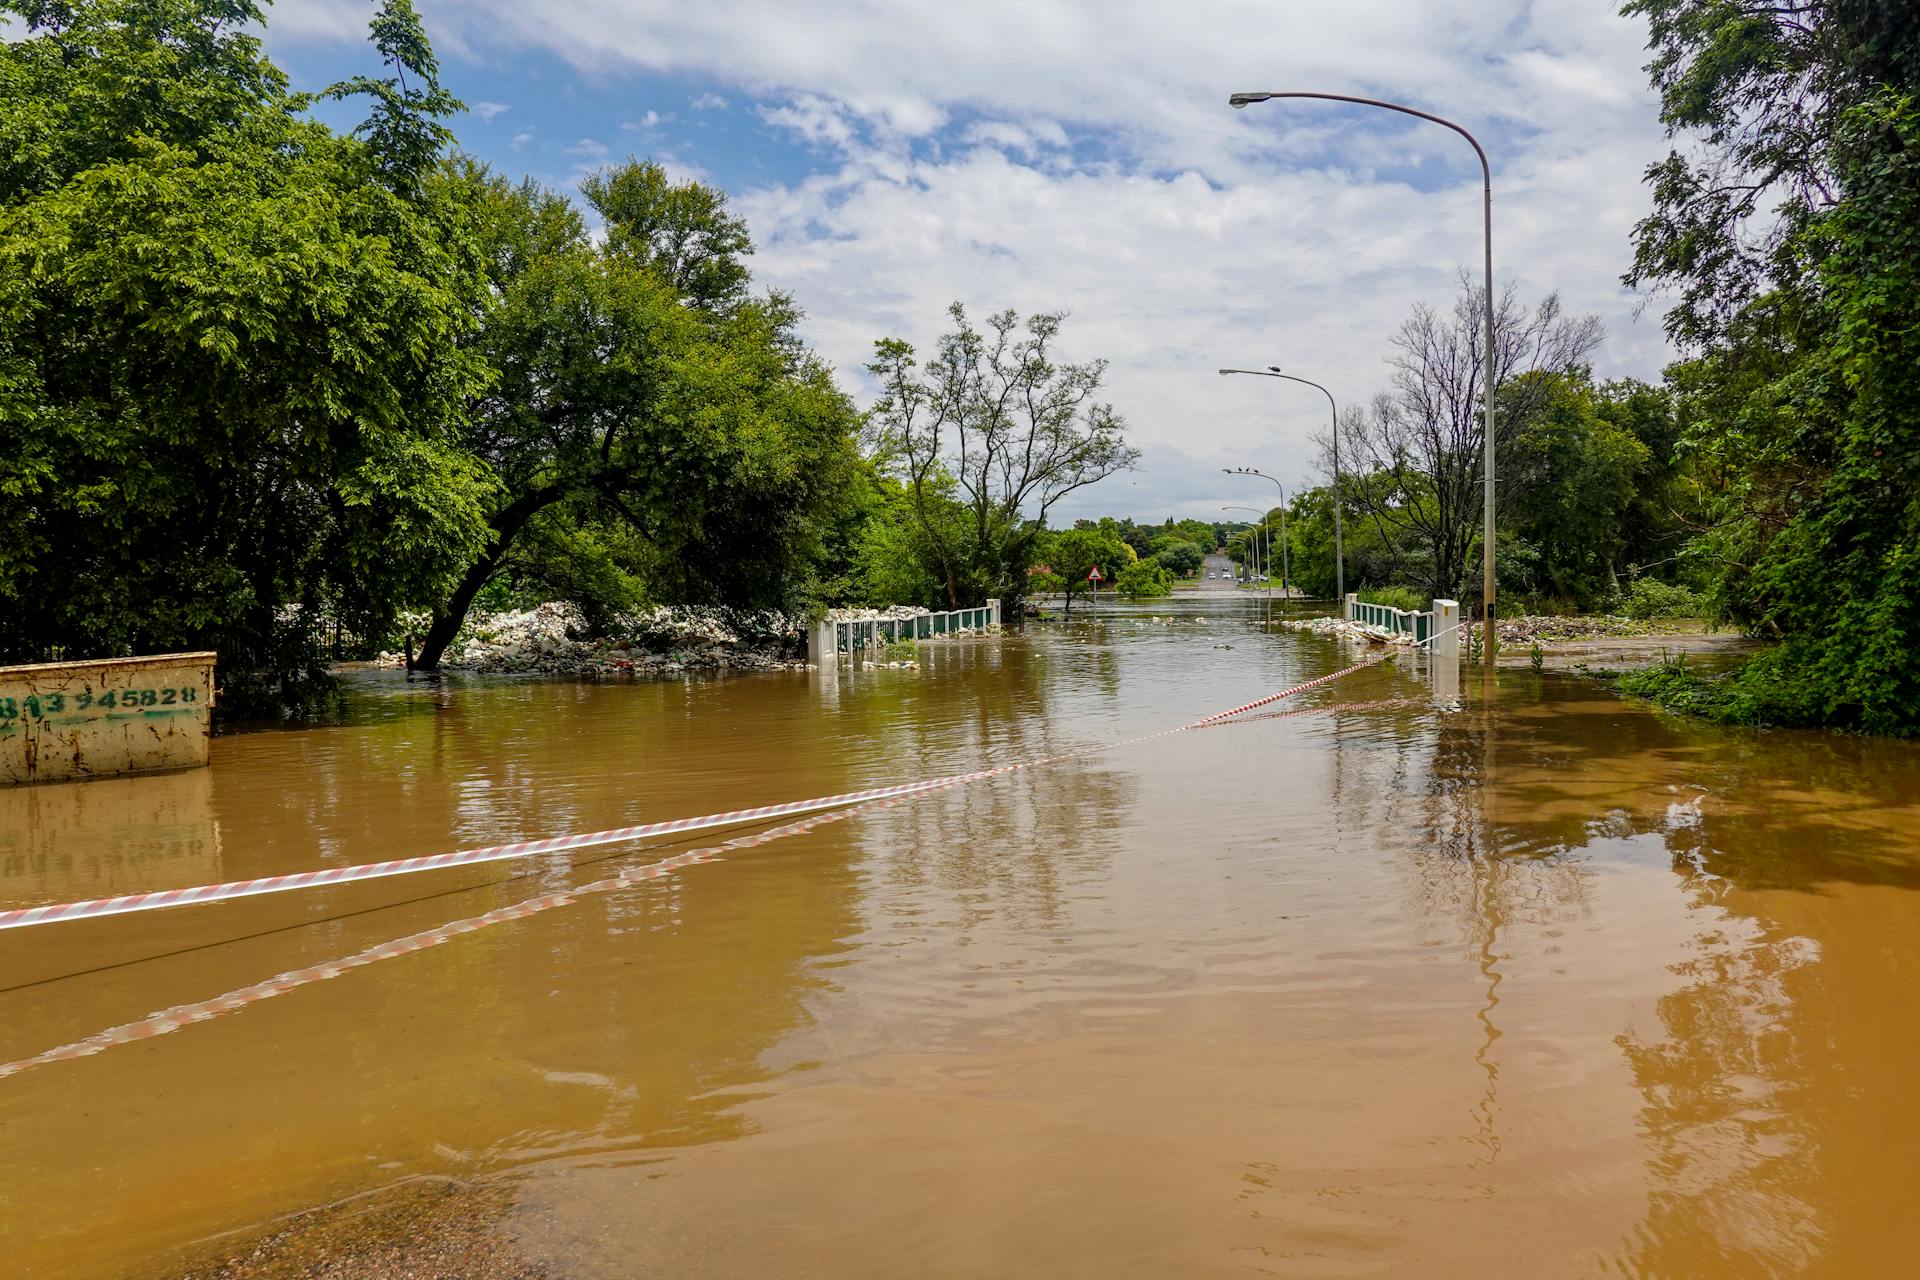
1229, 89, 1497, 658
1218, 368, 1343, 603
1221, 504, 1270, 625
1224, 467, 1291, 606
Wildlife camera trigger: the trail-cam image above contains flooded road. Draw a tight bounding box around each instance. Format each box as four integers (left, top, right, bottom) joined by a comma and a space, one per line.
5, 593, 1920, 1277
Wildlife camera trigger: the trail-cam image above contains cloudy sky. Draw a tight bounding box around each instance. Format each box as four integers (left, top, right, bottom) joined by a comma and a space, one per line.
266, 0, 1675, 523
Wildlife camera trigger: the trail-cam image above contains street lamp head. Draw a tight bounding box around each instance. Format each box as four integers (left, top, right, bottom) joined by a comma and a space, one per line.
1267, 365, 1283, 373
1229, 92, 1271, 109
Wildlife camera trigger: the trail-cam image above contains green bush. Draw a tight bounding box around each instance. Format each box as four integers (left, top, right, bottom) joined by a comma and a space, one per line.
1357, 586, 1427, 613
1616, 578, 1705, 620
1620, 652, 1843, 729
1116, 559, 1174, 598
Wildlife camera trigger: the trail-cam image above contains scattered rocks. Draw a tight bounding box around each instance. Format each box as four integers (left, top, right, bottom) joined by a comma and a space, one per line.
377, 602, 812, 678
173, 1178, 542, 1280
827, 604, 930, 622
1276, 610, 1706, 653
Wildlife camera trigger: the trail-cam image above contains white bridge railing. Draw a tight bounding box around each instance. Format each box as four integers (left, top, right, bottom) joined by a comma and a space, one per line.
811, 600, 1001, 665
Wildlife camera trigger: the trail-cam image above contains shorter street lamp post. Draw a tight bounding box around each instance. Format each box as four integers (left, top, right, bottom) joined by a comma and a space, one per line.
1221, 505, 1270, 625
1218, 368, 1343, 603
1224, 467, 1290, 606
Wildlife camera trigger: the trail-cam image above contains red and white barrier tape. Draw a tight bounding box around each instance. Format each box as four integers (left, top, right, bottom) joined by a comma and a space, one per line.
0, 794, 922, 1080
0, 639, 1433, 1081
0, 768, 1018, 932
0, 637, 1418, 935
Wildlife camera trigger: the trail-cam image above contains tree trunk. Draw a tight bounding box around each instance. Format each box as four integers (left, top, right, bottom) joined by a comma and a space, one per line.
413, 487, 562, 671
414, 550, 503, 672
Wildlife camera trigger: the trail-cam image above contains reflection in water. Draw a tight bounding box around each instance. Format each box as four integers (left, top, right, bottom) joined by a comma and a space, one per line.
0, 767, 222, 906
1373, 675, 1920, 1275
4, 605, 1920, 1277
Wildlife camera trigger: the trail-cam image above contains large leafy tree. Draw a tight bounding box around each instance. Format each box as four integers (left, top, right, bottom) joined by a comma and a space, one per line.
1148, 535, 1205, 578
1037, 525, 1132, 615
0, 0, 495, 709
867, 305, 1138, 608
410, 160, 863, 668
1501, 372, 1652, 608
1623, 0, 1920, 732
1336, 277, 1604, 604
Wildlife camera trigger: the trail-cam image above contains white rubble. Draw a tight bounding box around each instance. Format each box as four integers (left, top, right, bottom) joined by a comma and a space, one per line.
1278, 614, 1425, 646
377, 602, 813, 677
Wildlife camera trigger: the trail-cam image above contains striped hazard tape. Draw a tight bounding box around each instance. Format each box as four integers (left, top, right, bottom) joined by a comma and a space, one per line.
0, 634, 1436, 1080
0, 795, 917, 1080
0, 639, 1416, 936
0, 768, 1019, 932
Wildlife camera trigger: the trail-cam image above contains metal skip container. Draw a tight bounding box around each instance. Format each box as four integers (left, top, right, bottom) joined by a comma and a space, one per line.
0, 652, 217, 785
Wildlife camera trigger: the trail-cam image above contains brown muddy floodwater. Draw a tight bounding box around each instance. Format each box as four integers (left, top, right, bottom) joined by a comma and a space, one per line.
5, 593, 1920, 1278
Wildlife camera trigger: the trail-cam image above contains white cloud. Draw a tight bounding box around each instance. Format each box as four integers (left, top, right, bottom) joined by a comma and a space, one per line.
510, 130, 534, 150
568, 137, 611, 159
624, 110, 665, 131
760, 94, 857, 150
736, 132, 1672, 522
689, 91, 729, 110
471, 100, 511, 122
256, 0, 368, 42
267, 0, 1676, 520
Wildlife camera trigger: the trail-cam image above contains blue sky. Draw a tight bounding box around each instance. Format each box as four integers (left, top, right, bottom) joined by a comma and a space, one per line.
264, 0, 1677, 524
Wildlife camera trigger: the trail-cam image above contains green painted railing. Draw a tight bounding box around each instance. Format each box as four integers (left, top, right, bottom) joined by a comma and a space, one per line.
831, 603, 999, 655
1346, 597, 1435, 647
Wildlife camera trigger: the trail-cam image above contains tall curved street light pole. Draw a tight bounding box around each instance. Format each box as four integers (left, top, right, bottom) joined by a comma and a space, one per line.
1218, 368, 1343, 603
1229, 89, 1496, 660
1223, 467, 1289, 606
1221, 505, 1269, 622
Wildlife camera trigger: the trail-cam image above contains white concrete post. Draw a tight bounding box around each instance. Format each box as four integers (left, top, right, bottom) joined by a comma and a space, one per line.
988, 598, 1001, 628
811, 619, 838, 672
1431, 598, 1461, 705
1432, 599, 1461, 662
1344, 592, 1358, 623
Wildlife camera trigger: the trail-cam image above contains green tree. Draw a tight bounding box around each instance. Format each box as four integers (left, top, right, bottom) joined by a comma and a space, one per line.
1503, 371, 1652, 608
1623, 0, 1920, 732
1148, 536, 1205, 578
848, 467, 962, 608
1038, 526, 1131, 615
867, 305, 1138, 609
1279, 489, 1340, 599
1115, 558, 1174, 599
411, 160, 862, 668
1338, 279, 1604, 603
0, 0, 495, 710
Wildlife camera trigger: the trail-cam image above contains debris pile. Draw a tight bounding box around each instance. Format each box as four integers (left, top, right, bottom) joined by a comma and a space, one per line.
378, 603, 810, 677
1494, 614, 1690, 645
1277, 615, 1424, 645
